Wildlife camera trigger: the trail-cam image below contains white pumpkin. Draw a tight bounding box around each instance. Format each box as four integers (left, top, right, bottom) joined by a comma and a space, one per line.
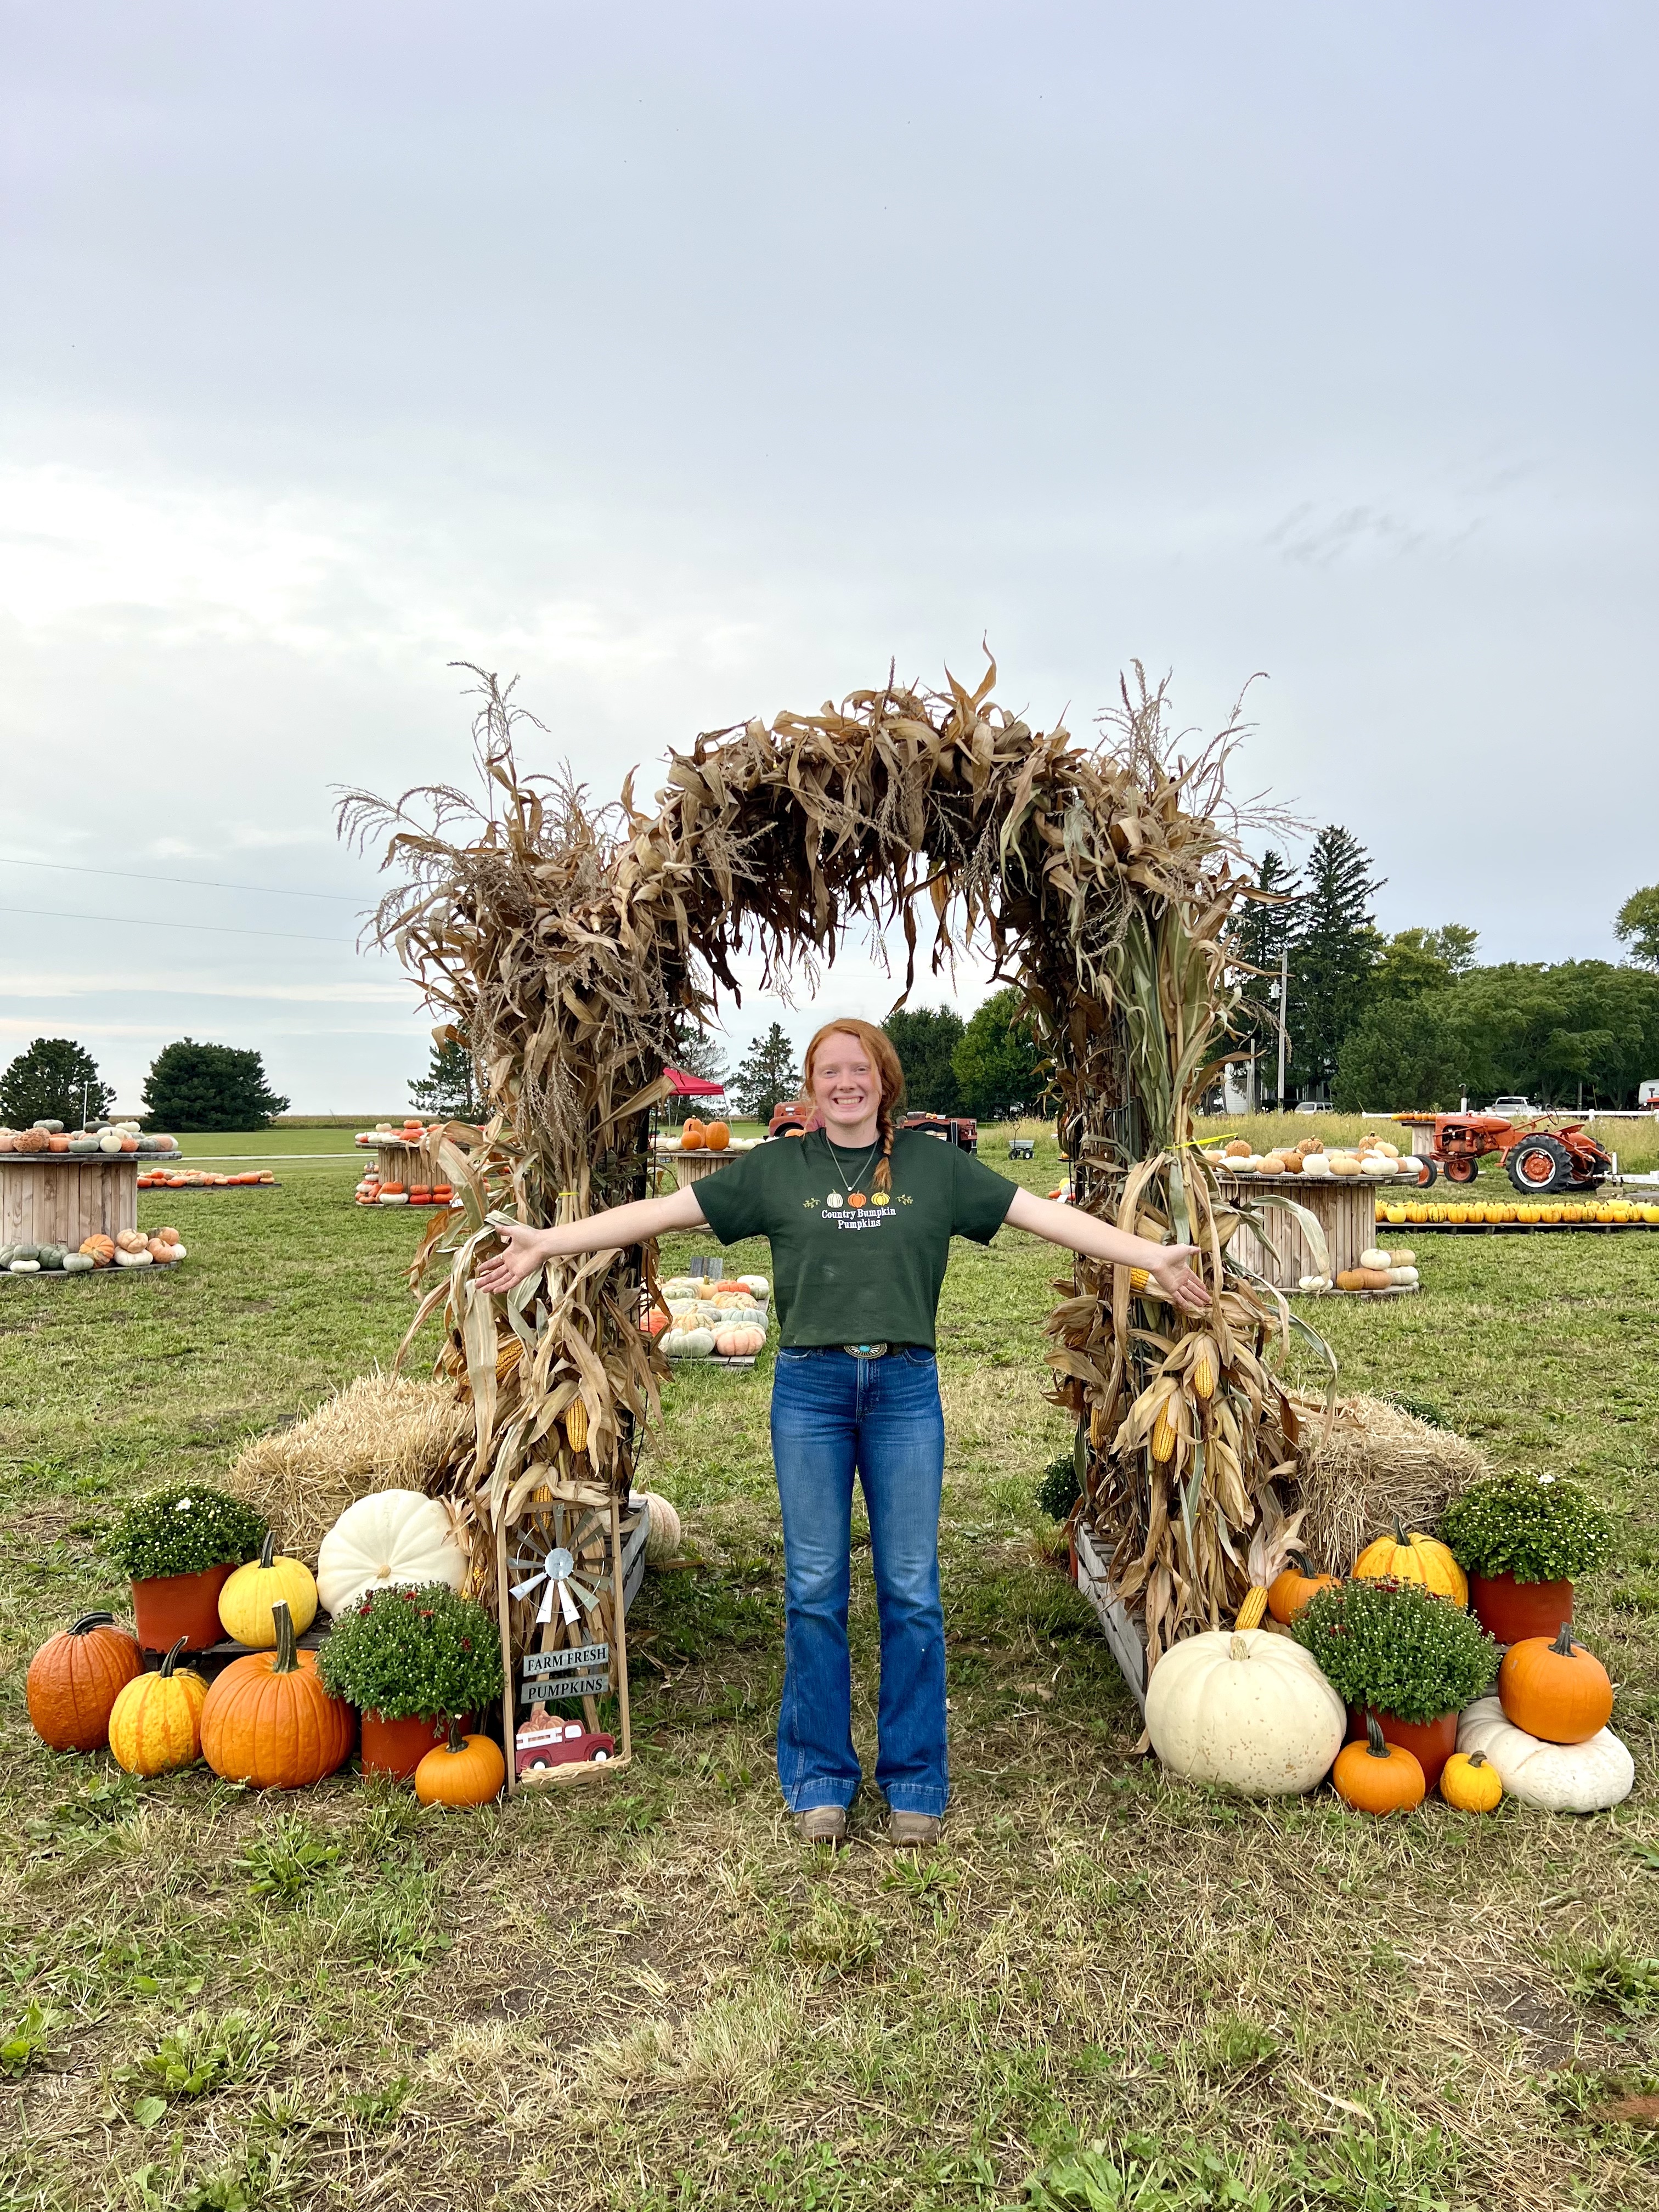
114, 1247, 153, 1267
1456, 1696, 1633, 1813
737, 1275, 770, 1301
316, 1489, 468, 1615
1361, 1156, 1395, 1178
1389, 1267, 1419, 1288
1359, 1247, 1391, 1269
1146, 1629, 1345, 1796
1301, 1154, 1333, 1177
640, 1492, 682, 1561
662, 1325, 715, 1359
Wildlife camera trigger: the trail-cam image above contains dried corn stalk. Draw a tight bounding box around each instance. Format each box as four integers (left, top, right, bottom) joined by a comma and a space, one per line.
340, 657, 1324, 1657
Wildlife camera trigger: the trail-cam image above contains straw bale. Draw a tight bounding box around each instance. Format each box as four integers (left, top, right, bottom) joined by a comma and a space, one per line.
1288, 1393, 1492, 1575
228, 1371, 472, 1561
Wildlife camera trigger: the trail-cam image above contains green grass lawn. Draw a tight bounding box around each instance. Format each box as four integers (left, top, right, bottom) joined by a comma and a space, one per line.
1, 1129, 1656, 2209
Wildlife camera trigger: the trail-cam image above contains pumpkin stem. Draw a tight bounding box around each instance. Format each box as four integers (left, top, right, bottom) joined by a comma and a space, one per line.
270, 1599, 298, 1675
257, 1530, 275, 1571
1551, 1621, 1577, 1656
1364, 1714, 1391, 1760
159, 1635, 188, 1679
1392, 1519, 1412, 1548
445, 1716, 465, 1755
1467, 1751, 1487, 1769
68, 1611, 117, 1636
1228, 1633, 1250, 1661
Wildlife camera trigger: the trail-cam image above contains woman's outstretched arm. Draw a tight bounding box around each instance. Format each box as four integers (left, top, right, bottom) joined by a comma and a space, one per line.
1002, 1185, 1212, 1315
475, 1183, 707, 1295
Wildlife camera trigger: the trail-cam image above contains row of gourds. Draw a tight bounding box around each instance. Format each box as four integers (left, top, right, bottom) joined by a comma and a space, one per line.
1149, 1511, 1632, 1816
353, 1120, 439, 1147
1222, 1135, 1420, 1181
2, 1228, 187, 1274
642, 1273, 772, 1358
353, 1171, 456, 1207
1376, 1197, 1659, 1226
0, 1119, 180, 1156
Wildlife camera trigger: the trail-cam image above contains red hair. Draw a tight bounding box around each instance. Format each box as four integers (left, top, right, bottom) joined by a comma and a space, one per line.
802, 1019, 906, 1193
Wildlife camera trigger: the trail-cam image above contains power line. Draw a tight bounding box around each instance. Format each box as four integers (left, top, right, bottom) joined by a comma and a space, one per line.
0, 854, 363, 902
0, 904, 358, 947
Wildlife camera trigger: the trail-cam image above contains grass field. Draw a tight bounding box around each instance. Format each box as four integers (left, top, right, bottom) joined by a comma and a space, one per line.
2, 1127, 1656, 2209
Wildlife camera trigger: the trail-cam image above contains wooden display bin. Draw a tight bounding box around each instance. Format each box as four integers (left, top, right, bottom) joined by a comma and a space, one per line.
1, 1154, 138, 1250
1214, 1171, 1380, 1291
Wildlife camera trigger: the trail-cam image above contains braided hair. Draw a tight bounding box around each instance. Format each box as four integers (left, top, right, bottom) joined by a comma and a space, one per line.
801, 1019, 906, 1195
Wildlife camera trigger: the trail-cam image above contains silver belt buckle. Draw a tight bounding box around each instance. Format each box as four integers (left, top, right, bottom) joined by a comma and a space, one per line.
843, 1342, 889, 1359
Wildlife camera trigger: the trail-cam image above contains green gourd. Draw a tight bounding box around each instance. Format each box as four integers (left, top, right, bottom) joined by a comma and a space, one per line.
37, 1244, 67, 1271
63, 1252, 95, 1274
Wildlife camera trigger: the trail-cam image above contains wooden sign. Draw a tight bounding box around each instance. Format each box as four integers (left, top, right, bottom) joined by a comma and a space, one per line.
493, 1477, 631, 1793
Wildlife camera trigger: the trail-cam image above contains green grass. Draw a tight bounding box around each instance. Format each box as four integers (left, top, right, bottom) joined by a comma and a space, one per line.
1, 1127, 1656, 2208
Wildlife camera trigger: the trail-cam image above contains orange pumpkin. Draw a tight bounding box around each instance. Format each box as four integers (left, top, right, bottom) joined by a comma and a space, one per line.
640, 1307, 672, 1338
1498, 1623, 1614, 1745
680, 1118, 706, 1151
704, 1120, 731, 1152
1332, 1714, 1425, 1815
715, 1325, 766, 1357
80, 1234, 115, 1267
1266, 1554, 1340, 1625
200, 1600, 352, 1789
414, 1720, 506, 1808
27, 1611, 143, 1752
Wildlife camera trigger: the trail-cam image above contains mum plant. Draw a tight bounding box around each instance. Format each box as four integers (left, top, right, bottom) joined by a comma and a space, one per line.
1440, 1472, 1615, 1587
110, 1486, 268, 1582
1291, 1577, 1498, 1724
315, 1583, 503, 1720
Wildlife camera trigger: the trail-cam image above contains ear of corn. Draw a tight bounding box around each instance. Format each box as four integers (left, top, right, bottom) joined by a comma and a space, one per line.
1128, 1267, 1149, 1291
1190, 1336, 1218, 1401
1150, 1403, 1179, 1464
1234, 1586, 1268, 1632
564, 1398, 589, 1455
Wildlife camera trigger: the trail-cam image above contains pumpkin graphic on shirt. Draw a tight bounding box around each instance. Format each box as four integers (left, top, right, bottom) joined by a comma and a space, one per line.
826, 1192, 842, 1208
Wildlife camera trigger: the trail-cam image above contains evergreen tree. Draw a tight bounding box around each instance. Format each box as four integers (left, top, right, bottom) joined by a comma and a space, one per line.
409, 1035, 481, 1119
1615, 884, 1659, 969
951, 989, 1045, 1120
664, 1026, 731, 1124
731, 1023, 802, 1121
0, 1037, 113, 1129
142, 1040, 290, 1131
1224, 849, 1301, 1108
1285, 827, 1384, 1098
883, 1006, 964, 1114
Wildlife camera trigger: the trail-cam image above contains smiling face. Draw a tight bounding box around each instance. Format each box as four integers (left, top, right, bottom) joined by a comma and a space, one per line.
808, 1030, 882, 1144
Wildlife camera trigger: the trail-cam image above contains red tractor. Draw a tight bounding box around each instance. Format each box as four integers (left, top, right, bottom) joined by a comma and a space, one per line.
1394, 1112, 1613, 1195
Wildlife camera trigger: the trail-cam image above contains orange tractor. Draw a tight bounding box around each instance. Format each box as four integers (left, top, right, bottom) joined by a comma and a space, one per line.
1394, 1112, 1613, 1194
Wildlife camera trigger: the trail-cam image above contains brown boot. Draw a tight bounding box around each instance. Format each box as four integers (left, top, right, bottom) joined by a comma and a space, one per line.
888, 1810, 941, 1849
795, 1805, 848, 1847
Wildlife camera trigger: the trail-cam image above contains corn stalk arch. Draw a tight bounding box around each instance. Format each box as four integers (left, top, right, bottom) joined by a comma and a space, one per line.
339, 658, 1321, 1663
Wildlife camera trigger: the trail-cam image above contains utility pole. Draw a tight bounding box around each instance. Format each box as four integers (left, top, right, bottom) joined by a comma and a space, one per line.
1274, 947, 1290, 1114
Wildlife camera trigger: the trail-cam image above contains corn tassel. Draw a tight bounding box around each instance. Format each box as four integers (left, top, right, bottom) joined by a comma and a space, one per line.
564, 1397, 589, 1454
1234, 1585, 1268, 1632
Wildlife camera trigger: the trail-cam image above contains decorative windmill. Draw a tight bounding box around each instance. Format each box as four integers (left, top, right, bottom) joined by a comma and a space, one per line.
494, 1479, 633, 1791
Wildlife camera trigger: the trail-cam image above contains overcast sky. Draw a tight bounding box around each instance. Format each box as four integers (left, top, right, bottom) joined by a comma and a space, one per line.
3, 2, 1654, 1111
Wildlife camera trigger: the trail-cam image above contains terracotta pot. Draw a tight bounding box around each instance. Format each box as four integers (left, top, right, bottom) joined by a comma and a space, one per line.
360, 1709, 472, 1781
131, 1563, 236, 1653
1348, 1705, 1458, 1791
1470, 1574, 1572, 1647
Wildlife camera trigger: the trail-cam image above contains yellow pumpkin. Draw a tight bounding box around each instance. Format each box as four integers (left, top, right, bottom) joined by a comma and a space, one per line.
108, 1639, 207, 1776
1351, 1521, 1468, 1608
218, 1532, 319, 1648
1438, 1749, 1502, 1813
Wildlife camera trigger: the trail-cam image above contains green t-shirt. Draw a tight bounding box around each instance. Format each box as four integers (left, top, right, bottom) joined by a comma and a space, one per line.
693, 1128, 1017, 1350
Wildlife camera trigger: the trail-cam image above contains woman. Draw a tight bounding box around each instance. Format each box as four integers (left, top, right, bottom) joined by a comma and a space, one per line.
478, 1019, 1209, 1848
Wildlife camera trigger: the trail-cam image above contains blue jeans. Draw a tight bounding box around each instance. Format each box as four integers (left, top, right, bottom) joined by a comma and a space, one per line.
769, 1347, 947, 1818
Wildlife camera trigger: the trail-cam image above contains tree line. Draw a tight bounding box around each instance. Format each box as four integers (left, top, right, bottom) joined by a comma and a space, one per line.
0, 1038, 290, 1132
1226, 836, 1659, 1111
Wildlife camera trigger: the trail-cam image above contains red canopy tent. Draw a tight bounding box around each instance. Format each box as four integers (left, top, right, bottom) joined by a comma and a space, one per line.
663, 1066, 726, 1099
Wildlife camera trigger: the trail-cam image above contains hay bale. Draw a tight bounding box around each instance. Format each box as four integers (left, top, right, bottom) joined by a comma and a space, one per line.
1288, 1393, 1493, 1575
228, 1371, 472, 1562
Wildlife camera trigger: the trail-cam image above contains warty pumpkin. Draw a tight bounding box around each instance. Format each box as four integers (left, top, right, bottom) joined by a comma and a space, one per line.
200, 1600, 352, 1788
1498, 1623, 1613, 1745
26, 1611, 143, 1752
1351, 1521, 1468, 1608
1332, 1714, 1425, 1815
414, 1719, 505, 1807
108, 1637, 207, 1775
218, 1532, 319, 1649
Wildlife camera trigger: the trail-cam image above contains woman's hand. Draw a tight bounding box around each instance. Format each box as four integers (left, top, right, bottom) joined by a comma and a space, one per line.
475, 1222, 553, 1296
1152, 1244, 1212, 1314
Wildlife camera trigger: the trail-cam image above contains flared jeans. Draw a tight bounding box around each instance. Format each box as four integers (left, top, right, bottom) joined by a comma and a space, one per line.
769, 1347, 947, 1817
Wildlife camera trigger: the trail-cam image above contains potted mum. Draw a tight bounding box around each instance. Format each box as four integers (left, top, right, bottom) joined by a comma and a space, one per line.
1291, 1577, 1498, 1790
110, 1486, 270, 1652
1440, 1472, 1615, 1645
317, 1583, 504, 1780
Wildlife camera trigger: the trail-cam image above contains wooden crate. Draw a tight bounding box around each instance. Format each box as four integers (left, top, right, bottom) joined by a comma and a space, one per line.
1, 1155, 138, 1248
1074, 1523, 1147, 1710
1214, 1171, 1379, 1290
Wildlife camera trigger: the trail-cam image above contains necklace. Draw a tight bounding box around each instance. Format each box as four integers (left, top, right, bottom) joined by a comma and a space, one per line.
821, 1130, 884, 1205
